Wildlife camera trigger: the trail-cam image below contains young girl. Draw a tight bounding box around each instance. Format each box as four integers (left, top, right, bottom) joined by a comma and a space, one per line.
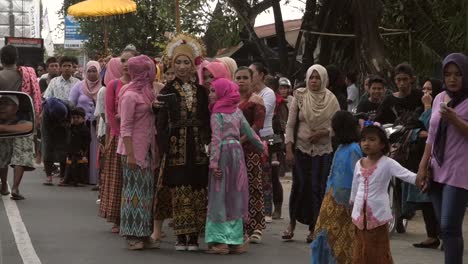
205, 78, 264, 254
311, 111, 362, 264
350, 125, 417, 264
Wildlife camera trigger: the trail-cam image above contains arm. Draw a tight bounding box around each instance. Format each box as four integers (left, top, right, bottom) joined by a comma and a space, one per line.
209, 114, 222, 170
105, 80, 119, 138
156, 88, 170, 155
43, 79, 54, 98
264, 91, 276, 126
285, 96, 299, 162
442, 107, 468, 138
390, 158, 417, 184
0, 122, 33, 134
68, 82, 81, 106
120, 94, 137, 166
242, 103, 265, 143
240, 115, 264, 153
349, 162, 360, 205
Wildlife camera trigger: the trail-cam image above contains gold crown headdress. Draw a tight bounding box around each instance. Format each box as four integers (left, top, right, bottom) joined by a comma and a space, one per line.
163, 33, 206, 66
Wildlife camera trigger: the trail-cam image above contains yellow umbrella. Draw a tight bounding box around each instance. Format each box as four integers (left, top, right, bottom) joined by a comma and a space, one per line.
68, 0, 136, 17
67, 0, 137, 54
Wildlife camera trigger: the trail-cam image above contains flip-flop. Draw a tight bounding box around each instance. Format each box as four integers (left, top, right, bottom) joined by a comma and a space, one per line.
1, 190, 10, 196
10, 192, 25, 200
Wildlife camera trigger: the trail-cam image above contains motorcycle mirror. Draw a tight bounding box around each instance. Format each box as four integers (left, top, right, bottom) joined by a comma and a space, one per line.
0, 91, 35, 138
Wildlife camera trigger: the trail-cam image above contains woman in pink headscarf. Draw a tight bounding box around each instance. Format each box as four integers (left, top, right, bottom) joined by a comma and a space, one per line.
68, 60, 102, 186
104, 57, 123, 86
99, 49, 137, 233
205, 78, 264, 254
201, 61, 231, 93
117, 55, 158, 250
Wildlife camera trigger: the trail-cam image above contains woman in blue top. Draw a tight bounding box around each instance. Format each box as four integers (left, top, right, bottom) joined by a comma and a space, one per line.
311, 111, 363, 264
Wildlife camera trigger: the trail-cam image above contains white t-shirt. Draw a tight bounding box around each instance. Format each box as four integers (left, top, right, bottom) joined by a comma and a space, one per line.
347, 83, 359, 112
257, 86, 276, 137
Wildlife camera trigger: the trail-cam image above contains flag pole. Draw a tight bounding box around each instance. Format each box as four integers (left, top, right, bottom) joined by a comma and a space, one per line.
175, 0, 180, 33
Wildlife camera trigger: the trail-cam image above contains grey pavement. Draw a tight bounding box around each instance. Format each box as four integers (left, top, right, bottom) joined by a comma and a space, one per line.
0, 168, 467, 264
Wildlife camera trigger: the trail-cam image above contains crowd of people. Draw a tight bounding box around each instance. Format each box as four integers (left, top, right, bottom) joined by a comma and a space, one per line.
0, 31, 467, 264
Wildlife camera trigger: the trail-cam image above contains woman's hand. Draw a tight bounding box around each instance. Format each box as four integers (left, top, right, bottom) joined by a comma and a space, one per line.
152, 100, 165, 109
127, 155, 138, 169
421, 92, 432, 109
286, 149, 295, 165
212, 168, 222, 179
440, 107, 459, 124
416, 167, 428, 192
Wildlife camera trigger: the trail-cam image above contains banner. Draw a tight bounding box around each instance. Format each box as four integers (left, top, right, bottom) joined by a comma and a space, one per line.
64, 15, 87, 49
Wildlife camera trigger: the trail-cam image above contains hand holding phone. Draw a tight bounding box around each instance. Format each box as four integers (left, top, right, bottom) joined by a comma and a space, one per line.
440, 102, 448, 113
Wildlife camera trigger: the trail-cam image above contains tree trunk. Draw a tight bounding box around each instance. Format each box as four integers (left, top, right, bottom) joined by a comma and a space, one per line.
301, 0, 317, 75
351, 0, 392, 75
272, 0, 288, 74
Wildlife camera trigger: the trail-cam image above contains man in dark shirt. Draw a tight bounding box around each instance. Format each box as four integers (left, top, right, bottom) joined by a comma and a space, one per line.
374, 63, 423, 124
357, 75, 386, 120
0, 45, 22, 91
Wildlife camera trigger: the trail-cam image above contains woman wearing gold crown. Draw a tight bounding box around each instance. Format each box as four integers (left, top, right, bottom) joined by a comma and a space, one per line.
156, 34, 211, 251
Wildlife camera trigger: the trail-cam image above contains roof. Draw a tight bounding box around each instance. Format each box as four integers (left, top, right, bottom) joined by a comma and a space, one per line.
254, 19, 302, 38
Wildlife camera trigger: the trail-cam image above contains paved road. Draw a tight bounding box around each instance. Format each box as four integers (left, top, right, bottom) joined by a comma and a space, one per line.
1, 167, 467, 264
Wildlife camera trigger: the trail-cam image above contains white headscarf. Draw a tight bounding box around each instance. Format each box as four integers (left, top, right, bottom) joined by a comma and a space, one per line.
295, 64, 339, 129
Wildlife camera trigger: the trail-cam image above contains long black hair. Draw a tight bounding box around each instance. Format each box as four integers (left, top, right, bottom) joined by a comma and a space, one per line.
332, 111, 360, 145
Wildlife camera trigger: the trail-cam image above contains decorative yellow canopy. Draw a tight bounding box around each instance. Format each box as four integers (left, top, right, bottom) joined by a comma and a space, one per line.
67, 0, 137, 17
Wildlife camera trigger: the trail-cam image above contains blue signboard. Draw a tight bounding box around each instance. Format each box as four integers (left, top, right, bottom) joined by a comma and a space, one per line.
64, 15, 87, 49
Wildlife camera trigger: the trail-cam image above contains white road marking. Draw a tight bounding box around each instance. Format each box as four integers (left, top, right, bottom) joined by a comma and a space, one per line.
1, 184, 42, 264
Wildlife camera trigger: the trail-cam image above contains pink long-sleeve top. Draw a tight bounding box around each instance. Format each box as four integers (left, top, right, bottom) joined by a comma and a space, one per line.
116, 90, 156, 170
105, 79, 124, 137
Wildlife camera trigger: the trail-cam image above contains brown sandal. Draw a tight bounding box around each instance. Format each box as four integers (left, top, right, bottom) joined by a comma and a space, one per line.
206, 244, 229, 255
282, 229, 294, 240
127, 239, 144, 250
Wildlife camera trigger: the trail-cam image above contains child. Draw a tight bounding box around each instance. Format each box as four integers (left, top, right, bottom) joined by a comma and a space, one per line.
350, 125, 417, 264
205, 78, 264, 254
61, 107, 91, 186
311, 111, 362, 264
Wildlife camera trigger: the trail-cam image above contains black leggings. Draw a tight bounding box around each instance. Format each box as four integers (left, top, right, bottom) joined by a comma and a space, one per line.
271, 162, 283, 206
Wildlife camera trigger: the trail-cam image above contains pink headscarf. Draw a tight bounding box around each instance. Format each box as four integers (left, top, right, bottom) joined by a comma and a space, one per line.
210, 78, 240, 114
104, 57, 123, 86
121, 55, 156, 105
83, 61, 102, 100
201, 61, 231, 85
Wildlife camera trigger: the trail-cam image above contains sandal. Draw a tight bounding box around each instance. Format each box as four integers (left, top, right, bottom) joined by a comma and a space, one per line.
127, 239, 144, 250
10, 192, 25, 200
206, 244, 229, 255
282, 229, 294, 241
249, 230, 263, 244
229, 244, 247, 254
144, 237, 161, 249
1, 189, 10, 196
111, 226, 120, 234
43, 176, 53, 186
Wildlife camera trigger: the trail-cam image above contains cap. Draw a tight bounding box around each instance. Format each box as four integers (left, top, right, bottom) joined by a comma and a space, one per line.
0, 95, 19, 106
279, 77, 291, 87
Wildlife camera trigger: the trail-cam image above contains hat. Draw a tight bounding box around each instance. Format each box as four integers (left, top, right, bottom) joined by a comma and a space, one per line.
70, 107, 86, 117
0, 95, 19, 106
279, 77, 291, 87
164, 34, 206, 66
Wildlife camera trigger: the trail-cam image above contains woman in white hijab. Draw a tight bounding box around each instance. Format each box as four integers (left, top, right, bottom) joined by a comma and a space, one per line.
282, 64, 340, 242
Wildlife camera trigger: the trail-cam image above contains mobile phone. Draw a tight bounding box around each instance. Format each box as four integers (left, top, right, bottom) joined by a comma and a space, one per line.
440, 102, 448, 109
